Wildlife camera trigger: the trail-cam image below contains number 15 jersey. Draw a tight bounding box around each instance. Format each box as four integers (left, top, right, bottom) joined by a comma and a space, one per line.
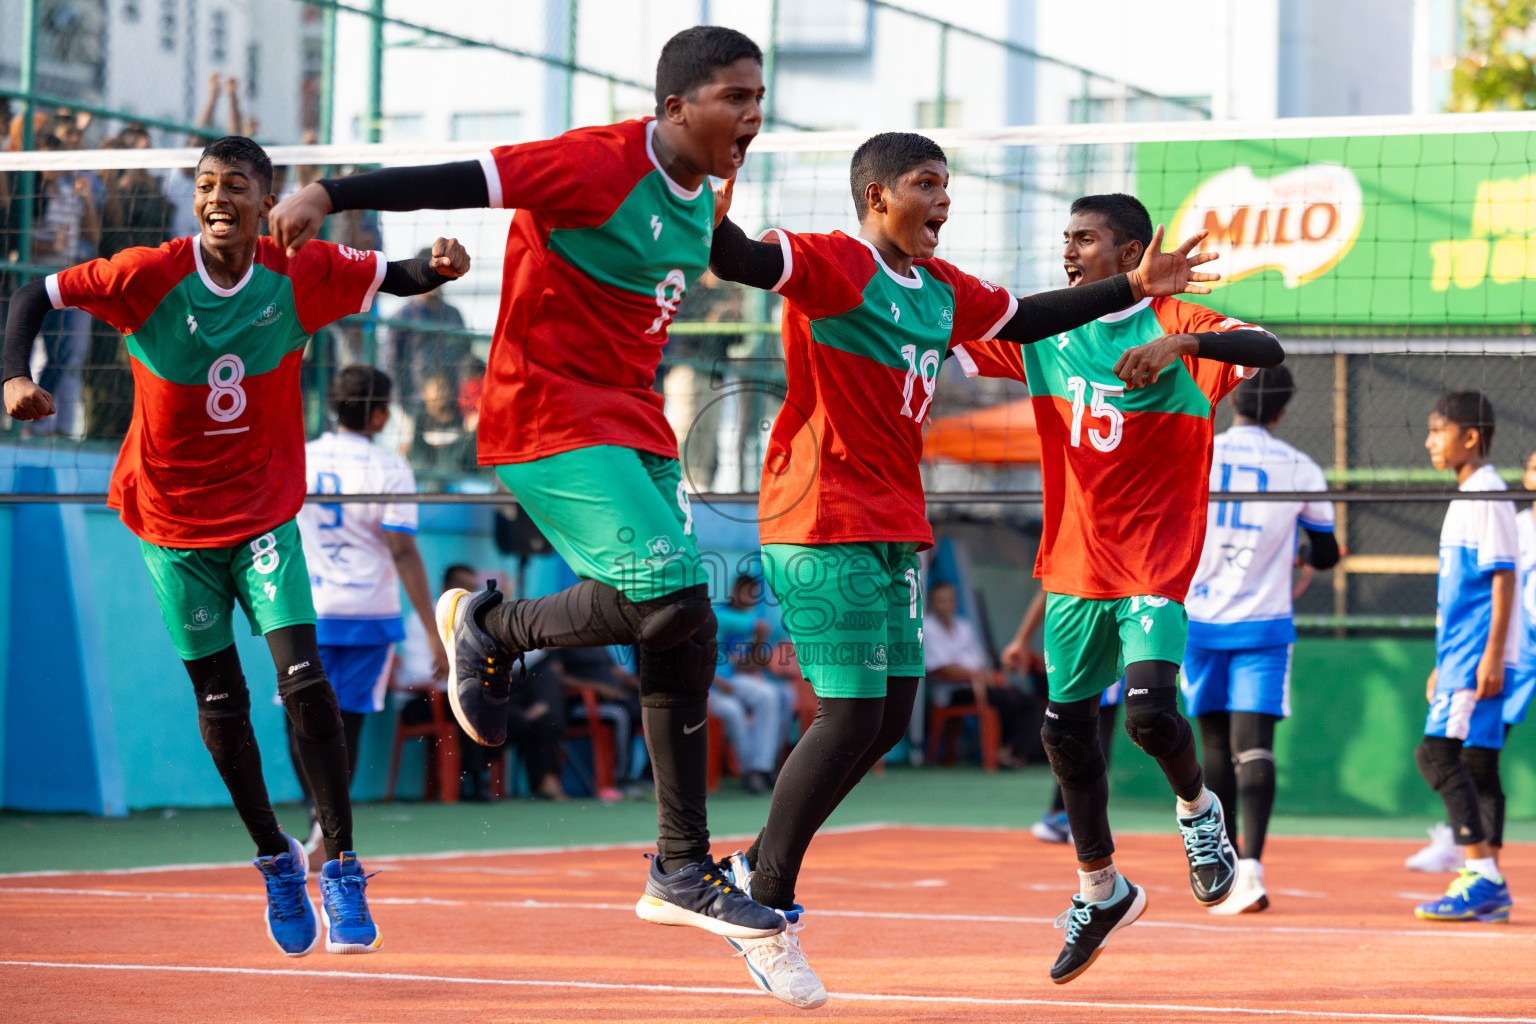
954, 297, 1266, 602
47, 236, 385, 548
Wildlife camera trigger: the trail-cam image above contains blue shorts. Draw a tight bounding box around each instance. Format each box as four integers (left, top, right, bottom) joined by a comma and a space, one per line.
320, 642, 395, 715
1180, 644, 1292, 719
1504, 666, 1535, 725
1425, 684, 1507, 750
1101, 679, 1124, 707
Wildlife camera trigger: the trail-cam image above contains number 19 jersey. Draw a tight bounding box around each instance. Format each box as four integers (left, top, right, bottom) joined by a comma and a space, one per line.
47, 236, 385, 548
954, 297, 1266, 601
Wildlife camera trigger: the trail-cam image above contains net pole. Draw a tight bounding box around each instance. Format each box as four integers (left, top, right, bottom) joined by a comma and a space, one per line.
319, 3, 338, 144
366, 0, 385, 145
1332, 352, 1349, 635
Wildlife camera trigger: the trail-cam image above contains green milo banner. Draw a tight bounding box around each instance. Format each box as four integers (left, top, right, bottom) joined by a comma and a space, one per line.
1137, 131, 1536, 325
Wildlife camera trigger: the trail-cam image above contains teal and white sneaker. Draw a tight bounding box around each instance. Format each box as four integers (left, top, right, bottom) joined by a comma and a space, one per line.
254, 833, 319, 957
320, 852, 383, 953
1415, 868, 1511, 923
1177, 792, 1238, 906
1050, 872, 1147, 984
720, 851, 828, 1009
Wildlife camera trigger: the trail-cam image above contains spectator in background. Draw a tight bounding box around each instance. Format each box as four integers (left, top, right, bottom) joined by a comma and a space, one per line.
493, 649, 570, 802
710, 589, 786, 796
407, 370, 478, 476
924, 581, 1032, 769
555, 645, 644, 797
163, 74, 241, 241
28, 132, 98, 436
718, 573, 798, 755
387, 248, 473, 415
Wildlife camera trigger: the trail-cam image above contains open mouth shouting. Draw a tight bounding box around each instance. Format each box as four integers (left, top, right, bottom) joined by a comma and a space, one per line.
205, 209, 238, 239
1065, 263, 1084, 286
921, 216, 945, 248
730, 131, 757, 168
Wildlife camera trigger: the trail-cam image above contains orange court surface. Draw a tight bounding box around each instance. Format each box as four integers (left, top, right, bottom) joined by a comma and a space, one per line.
1, 826, 1531, 1023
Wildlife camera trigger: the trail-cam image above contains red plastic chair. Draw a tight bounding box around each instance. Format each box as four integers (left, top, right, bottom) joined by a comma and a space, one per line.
385, 676, 463, 803
926, 677, 1001, 772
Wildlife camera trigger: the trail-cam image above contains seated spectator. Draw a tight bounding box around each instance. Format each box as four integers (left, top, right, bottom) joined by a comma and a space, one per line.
547, 646, 645, 799
500, 651, 571, 802
407, 371, 478, 475
923, 581, 1032, 769
710, 582, 786, 794
387, 257, 473, 414
717, 573, 797, 754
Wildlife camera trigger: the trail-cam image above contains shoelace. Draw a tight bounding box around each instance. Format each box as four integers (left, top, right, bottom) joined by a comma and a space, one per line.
736, 920, 809, 974
1053, 902, 1093, 945
1444, 868, 1481, 901
262, 866, 308, 922
1179, 813, 1225, 867
324, 870, 378, 924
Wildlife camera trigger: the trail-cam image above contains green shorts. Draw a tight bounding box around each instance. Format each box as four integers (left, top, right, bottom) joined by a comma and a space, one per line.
762, 541, 923, 699
495, 445, 705, 603
140, 519, 316, 662
1044, 592, 1189, 703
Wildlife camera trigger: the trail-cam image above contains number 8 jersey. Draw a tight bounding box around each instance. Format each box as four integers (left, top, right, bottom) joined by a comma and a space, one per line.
954, 297, 1266, 602
757, 229, 1016, 548
46, 236, 385, 548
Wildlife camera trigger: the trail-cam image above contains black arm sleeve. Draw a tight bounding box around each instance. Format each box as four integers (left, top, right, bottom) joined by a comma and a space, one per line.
318, 160, 490, 213
1303, 527, 1340, 570
992, 275, 1137, 345
708, 216, 785, 291
3, 279, 52, 383
380, 259, 449, 298
1193, 328, 1284, 369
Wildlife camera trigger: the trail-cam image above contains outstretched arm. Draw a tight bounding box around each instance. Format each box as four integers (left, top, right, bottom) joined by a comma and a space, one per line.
1302, 526, 1340, 570
1112, 328, 1283, 390
709, 215, 785, 291
379, 237, 471, 297
3, 279, 58, 419
270, 162, 490, 257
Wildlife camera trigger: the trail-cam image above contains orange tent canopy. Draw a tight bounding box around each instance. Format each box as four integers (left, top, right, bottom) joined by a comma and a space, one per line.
923, 398, 1041, 465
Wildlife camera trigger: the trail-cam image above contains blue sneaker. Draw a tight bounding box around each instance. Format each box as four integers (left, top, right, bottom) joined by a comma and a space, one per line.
254, 832, 319, 957
635, 854, 785, 939
1050, 872, 1147, 984
320, 852, 383, 953
1031, 810, 1072, 844
1415, 868, 1512, 923
1177, 792, 1238, 906
436, 581, 517, 746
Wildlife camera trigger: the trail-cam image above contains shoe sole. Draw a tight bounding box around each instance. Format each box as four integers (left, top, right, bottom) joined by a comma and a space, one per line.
322, 905, 384, 953
436, 589, 501, 748
635, 895, 784, 939
1415, 904, 1512, 923
1051, 886, 1148, 985
1029, 824, 1070, 844
1210, 886, 1269, 916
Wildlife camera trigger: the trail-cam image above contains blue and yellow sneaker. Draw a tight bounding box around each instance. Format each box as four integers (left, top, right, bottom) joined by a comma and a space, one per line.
634, 853, 785, 939
254, 832, 319, 957
1415, 868, 1512, 923
1177, 792, 1238, 906
436, 580, 516, 746
320, 852, 383, 953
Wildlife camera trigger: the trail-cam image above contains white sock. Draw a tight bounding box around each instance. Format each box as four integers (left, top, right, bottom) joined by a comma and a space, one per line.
1177, 788, 1213, 819
1078, 865, 1119, 903
1466, 856, 1502, 883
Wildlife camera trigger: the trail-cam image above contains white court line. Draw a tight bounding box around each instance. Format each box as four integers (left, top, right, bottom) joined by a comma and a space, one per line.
2, 887, 1526, 942
0, 960, 1530, 1023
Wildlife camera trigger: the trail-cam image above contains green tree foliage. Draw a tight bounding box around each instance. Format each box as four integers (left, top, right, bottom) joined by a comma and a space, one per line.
1449, 0, 1536, 110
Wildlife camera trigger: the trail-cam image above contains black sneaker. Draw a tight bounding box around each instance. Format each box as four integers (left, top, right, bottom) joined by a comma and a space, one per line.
1177, 793, 1238, 906
1050, 873, 1147, 984
634, 854, 786, 939
435, 581, 517, 747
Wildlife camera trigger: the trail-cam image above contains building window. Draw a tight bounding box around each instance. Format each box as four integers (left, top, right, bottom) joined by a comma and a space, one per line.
210, 8, 227, 64
449, 111, 524, 142
158, 0, 176, 51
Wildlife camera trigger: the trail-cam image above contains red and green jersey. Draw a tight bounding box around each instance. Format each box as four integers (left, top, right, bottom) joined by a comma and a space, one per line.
759, 230, 1017, 548
954, 297, 1266, 601
475, 118, 716, 465
47, 236, 384, 548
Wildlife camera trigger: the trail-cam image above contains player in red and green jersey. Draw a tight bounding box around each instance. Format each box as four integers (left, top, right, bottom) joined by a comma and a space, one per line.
3, 136, 471, 958
703, 136, 1223, 1008
955, 193, 1284, 983
266, 27, 785, 940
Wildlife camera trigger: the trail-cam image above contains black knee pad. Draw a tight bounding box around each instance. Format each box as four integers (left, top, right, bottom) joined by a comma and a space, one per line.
190, 666, 255, 762
634, 585, 717, 709
1040, 704, 1106, 788
633, 584, 715, 650
282, 678, 344, 743
1460, 745, 1503, 796
1415, 735, 1463, 791
1122, 685, 1193, 760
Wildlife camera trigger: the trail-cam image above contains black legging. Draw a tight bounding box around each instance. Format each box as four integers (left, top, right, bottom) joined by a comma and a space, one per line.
1197, 711, 1278, 859
746, 677, 920, 911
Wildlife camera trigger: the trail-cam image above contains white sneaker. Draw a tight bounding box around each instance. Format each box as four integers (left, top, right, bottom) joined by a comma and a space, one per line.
1209, 858, 1269, 915
1405, 823, 1463, 873
720, 851, 828, 1009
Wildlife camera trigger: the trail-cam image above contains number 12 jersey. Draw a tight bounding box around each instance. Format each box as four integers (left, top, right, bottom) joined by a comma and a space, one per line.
47, 236, 385, 548
955, 296, 1266, 602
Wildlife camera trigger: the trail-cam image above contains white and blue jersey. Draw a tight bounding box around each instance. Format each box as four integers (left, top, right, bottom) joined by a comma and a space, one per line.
1506, 508, 1536, 725
297, 431, 418, 713
1425, 463, 1518, 749
1182, 426, 1331, 718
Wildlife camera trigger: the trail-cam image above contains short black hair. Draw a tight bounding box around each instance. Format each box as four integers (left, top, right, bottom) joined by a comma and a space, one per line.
654, 26, 762, 114
850, 132, 947, 221
1433, 390, 1496, 457
196, 135, 273, 193
1232, 365, 1295, 426
331, 365, 392, 431
1069, 193, 1154, 251
441, 564, 476, 592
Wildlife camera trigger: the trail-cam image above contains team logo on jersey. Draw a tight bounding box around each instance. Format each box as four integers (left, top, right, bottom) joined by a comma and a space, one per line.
264, 581, 278, 601
186, 314, 198, 336
650, 214, 663, 241
1171, 163, 1363, 289
646, 535, 676, 557
862, 644, 889, 672
1141, 615, 1154, 634
939, 306, 953, 328
251, 303, 283, 328
890, 302, 901, 324
185, 606, 218, 631
338, 245, 370, 262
